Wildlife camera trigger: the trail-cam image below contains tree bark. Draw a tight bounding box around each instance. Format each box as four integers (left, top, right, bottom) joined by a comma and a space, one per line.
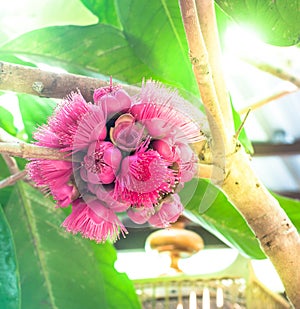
223, 147, 300, 308
0, 61, 139, 101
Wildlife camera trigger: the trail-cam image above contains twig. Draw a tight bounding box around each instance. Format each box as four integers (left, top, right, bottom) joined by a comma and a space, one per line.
0, 128, 71, 161
0, 170, 27, 189
239, 88, 299, 115
0, 61, 139, 101
195, 0, 234, 135
234, 109, 251, 139
241, 58, 300, 88
2, 153, 20, 174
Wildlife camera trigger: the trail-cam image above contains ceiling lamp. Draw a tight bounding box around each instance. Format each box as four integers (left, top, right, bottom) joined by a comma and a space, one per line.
133, 217, 291, 309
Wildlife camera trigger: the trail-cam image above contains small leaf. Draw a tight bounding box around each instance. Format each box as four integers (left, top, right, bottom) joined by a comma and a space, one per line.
0, 206, 20, 309
273, 192, 300, 232
216, 0, 300, 46
180, 179, 265, 259
0, 106, 17, 136
17, 94, 56, 141
80, 0, 121, 28
4, 182, 141, 309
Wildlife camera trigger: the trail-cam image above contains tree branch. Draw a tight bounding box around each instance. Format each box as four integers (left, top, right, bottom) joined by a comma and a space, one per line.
179, 0, 232, 163
242, 57, 300, 88
0, 61, 139, 101
195, 0, 234, 135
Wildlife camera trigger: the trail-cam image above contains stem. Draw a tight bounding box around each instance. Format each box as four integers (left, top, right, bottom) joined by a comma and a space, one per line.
239, 88, 299, 115
242, 58, 300, 88
0, 170, 27, 189
195, 0, 234, 135
0, 61, 139, 101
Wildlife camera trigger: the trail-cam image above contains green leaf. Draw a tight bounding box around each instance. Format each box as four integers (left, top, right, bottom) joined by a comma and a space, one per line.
80, 0, 121, 28
4, 182, 141, 309
17, 94, 56, 141
0, 206, 20, 309
90, 242, 141, 308
0, 157, 14, 208
1, 24, 159, 85
1, 0, 199, 97
180, 179, 266, 259
0, 106, 17, 136
116, 0, 198, 94
216, 0, 300, 46
273, 193, 300, 232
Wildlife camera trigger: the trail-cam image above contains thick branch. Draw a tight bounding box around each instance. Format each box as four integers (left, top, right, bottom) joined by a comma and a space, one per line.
222, 149, 300, 308
0, 61, 139, 101
195, 0, 234, 135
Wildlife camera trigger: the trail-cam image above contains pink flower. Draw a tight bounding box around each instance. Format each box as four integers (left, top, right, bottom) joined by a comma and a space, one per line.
131, 81, 203, 144
34, 91, 91, 151
148, 194, 184, 228
114, 145, 178, 207
110, 113, 146, 151
27, 160, 76, 206
152, 139, 198, 182
80, 141, 122, 184
62, 199, 127, 243
28, 80, 204, 243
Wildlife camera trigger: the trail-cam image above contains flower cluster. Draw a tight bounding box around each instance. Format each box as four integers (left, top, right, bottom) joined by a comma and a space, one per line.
27, 80, 204, 243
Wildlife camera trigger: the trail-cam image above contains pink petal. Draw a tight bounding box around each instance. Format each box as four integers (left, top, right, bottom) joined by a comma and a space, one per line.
127, 207, 154, 225
152, 139, 179, 162
148, 194, 184, 228
73, 105, 107, 150
97, 89, 131, 117
52, 184, 78, 208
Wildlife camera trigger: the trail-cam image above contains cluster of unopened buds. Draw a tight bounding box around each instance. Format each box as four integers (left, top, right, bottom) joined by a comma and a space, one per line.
28, 80, 204, 242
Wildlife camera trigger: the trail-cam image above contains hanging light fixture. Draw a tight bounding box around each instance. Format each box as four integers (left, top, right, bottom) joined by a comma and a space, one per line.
133, 216, 291, 309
